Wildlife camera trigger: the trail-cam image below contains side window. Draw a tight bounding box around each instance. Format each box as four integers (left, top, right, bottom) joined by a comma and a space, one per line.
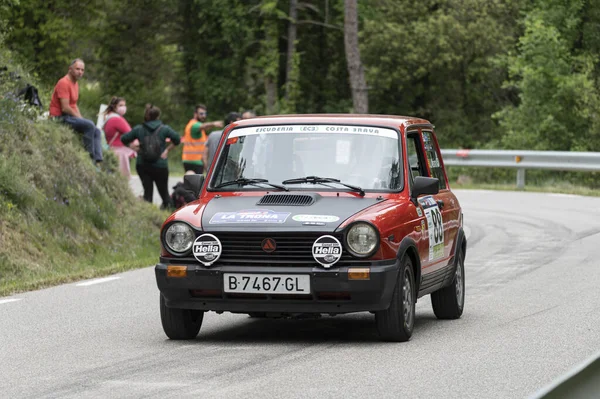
406, 132, 428, 187
422, 131, 447, 190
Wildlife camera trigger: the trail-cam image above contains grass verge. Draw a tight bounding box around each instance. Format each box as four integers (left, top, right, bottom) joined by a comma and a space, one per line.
0, 87, 168, 297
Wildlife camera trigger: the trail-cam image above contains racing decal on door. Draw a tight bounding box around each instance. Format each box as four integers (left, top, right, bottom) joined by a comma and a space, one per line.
418, 196, 444, 261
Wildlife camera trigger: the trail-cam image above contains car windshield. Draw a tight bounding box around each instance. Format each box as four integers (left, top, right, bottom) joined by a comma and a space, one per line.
209, 124, 403, 191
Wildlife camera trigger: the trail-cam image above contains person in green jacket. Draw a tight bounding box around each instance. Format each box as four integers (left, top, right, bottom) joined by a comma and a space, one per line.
121, 104, 181, 209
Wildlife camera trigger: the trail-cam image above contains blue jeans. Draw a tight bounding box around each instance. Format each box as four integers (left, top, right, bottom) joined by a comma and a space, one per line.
60, 115, 103, 162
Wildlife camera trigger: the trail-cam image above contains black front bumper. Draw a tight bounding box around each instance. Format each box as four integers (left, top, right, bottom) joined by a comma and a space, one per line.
156, 259, 400, 314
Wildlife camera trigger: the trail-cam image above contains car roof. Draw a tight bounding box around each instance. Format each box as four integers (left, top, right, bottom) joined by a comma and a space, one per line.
233, 114, 433, 130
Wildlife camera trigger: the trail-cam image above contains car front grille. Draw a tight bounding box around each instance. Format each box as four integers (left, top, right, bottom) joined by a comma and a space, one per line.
160, 230, 378, 267
168, 232, 374, 267
214, 231, 353, 266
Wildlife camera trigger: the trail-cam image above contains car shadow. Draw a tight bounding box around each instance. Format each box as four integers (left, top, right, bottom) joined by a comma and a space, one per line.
182, 311, 440, 344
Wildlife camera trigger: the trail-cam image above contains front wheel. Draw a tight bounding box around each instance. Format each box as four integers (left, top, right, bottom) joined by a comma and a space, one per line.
375, 256, 416, 342
431, 247, 465, 319
160, 294, 204, 340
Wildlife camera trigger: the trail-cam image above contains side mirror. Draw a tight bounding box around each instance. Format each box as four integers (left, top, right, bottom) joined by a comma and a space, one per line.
411, 176, 439, 202
183, 174, 205, 199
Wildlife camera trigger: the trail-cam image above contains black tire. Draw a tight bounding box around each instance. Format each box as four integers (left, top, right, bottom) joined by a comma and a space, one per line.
375, 256, 416, 342
431, 246, 465, 319
160, 294, 204, 340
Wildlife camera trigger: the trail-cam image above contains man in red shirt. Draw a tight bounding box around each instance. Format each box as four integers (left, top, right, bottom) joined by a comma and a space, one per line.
49, 59, 103, 165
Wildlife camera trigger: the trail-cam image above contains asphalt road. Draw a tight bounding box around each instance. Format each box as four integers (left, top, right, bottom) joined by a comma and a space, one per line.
1, 190, 599, 398
128, 175, 182, 206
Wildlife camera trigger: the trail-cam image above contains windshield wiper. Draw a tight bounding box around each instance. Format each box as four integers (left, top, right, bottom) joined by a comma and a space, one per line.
215, 178, 289, 191
282, 175, 364, 196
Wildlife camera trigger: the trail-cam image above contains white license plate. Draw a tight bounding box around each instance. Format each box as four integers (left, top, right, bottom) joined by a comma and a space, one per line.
223, 273, 311, 295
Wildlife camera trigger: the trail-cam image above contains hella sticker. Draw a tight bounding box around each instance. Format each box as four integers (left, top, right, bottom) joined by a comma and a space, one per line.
193, 233, 222, 266
312, 235, 343, 268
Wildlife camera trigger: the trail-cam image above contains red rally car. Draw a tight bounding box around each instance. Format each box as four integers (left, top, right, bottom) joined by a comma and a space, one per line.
156, 114, 466, 342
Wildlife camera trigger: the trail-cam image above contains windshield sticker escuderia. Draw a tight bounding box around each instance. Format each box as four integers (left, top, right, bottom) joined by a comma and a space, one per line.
228, 125, 398, 139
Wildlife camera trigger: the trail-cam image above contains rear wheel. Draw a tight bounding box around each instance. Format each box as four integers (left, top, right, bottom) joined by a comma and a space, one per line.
160, 294, 204, 340
376, 256, 416, 342
431, 247, 465, 319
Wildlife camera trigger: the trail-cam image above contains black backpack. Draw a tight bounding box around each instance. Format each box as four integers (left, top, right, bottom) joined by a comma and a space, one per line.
139, 124, 163, 163
171, 181, 197, 208
18, 84, 43, 109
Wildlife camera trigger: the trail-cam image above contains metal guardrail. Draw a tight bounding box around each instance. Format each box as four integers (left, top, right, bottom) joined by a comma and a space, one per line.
440, 149, 600, 189
529, 351, 600, 399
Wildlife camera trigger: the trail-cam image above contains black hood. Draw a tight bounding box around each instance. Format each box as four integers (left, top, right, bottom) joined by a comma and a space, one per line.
201, 193, 382, 233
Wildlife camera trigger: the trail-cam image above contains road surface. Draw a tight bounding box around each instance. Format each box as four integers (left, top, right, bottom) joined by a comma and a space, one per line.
1, 190, 599, 398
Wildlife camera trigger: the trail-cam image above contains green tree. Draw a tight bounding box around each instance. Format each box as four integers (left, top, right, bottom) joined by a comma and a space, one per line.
3, 0, 101, 85
293, 0, 351, 113
94, 0, 183, 125
178, 0, 268, 117
179, 0, 351, 117
361, 0, 522, 148
496, 0, 600, 151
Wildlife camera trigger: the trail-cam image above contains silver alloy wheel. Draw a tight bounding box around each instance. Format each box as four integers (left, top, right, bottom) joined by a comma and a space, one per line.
403, 270, 413, 327
455, 257, 464, 307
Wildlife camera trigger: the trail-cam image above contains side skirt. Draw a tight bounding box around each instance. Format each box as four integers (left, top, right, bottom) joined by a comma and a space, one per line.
417, 263, 454, 298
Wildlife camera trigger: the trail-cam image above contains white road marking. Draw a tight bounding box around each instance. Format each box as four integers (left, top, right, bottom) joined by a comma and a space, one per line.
0, 298, 22, 305
547, 193, 580, 198
76, 276, 121, 287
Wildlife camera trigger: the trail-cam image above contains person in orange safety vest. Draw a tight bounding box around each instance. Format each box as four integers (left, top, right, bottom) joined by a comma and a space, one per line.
182, 104, 223, 174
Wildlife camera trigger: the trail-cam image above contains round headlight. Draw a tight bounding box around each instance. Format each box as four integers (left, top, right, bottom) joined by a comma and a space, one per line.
346, 222, 379, 256
164, 222, 194, 254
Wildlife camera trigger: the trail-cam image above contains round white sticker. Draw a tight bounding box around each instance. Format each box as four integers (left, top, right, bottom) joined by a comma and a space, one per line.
193, 233, 222, 266
293, 214, 340, 223
312, 235, 343, 268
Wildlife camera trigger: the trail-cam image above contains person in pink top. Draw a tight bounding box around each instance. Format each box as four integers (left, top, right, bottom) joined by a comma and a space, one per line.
102, 96, 138, 179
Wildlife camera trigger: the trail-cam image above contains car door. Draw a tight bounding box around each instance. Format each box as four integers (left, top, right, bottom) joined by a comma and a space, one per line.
405, 131, 433, 271
421, 130, 459, 268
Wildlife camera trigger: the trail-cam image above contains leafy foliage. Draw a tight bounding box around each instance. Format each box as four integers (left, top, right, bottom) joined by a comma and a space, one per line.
495, 0, 600, 151
2, 0, 600, 148
361, 0, 523, 148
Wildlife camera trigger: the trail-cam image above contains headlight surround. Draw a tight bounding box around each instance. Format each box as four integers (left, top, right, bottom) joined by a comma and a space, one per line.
163, 222, 195, 255
345, 222, 379, 257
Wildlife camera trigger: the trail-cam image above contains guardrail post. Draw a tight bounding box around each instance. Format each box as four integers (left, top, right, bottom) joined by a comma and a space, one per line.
516, 168, 526, 189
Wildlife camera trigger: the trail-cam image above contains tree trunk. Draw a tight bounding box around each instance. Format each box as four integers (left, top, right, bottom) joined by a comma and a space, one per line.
178, 0, 198, 108
285, 0, 297, 101
263, 19, 279, 115
343, 0, 368, 113
265, 76, 277, 115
